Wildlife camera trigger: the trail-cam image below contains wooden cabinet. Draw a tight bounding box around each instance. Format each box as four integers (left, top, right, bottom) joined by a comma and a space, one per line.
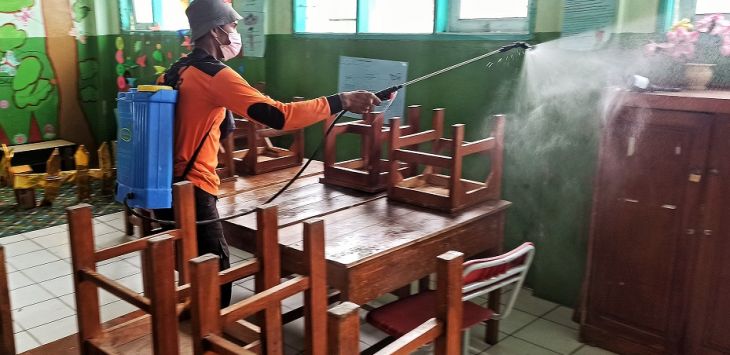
580, 90, 730, 355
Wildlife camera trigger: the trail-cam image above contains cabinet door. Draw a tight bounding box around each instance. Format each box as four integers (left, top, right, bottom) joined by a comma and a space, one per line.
686, 118, 730, 354
585, 108, 711, 354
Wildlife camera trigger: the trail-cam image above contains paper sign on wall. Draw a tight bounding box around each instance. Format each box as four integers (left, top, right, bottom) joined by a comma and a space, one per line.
338, 56, 408, 120
234, 0, 265, 57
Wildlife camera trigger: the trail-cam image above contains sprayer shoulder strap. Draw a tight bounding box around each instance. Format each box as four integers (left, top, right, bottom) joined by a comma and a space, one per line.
180, 126, 213, 179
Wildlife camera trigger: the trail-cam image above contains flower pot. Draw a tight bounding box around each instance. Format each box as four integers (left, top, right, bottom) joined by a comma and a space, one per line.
684, 63, 716, 90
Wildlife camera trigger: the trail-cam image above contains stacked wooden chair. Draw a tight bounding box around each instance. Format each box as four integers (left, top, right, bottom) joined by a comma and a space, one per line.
387, 110, 505, 212
321, 106, 421, 193
0, 246, 16, 355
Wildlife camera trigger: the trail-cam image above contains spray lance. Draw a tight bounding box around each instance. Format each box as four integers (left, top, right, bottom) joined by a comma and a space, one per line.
125, 41, 534, 226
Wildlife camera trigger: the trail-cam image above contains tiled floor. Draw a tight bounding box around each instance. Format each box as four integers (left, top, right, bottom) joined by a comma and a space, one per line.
2, 212, 617, 354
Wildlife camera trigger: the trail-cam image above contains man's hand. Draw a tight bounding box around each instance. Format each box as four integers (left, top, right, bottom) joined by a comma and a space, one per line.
339, 90, 382, 114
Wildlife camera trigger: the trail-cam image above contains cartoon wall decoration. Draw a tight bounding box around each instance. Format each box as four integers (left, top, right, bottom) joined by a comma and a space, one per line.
0, 1, 59, 145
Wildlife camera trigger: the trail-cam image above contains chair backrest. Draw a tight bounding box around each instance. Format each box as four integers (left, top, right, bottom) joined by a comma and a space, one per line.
67, 181, 198, 354
0, 246, 16, 355
327, 251, 465, 355
190, 216, 328, 355
461, 242, 535, 320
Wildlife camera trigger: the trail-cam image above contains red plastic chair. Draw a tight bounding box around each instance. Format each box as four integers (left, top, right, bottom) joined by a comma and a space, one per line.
366, 242, 535, 353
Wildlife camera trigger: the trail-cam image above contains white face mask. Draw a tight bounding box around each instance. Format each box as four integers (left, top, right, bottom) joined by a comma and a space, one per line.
217, 27, 242, 61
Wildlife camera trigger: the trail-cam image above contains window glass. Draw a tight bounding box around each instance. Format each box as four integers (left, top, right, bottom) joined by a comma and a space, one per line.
696, 0, 730, 14
160, 0, 190, 30
459, 0, 529, 19
300, 0, 357, 33
133, 0, 154, 23
363, 0, 434, 34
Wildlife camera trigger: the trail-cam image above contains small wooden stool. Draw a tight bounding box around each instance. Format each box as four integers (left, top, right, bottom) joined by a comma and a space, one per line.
321, 105, 421, 193
387, 109, 505, 212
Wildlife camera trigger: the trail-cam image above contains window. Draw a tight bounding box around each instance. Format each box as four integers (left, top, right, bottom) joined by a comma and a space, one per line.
122, 0, 190, 31
294, 0, 532, 36
449, 0, 530, 33
296, 0, 357, 33
695, 0, 730, 14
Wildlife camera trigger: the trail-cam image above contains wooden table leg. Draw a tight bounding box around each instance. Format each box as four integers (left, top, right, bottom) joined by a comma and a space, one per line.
327, 302, 360, 355
486, 289, 501, 344
140, 209, 153, 237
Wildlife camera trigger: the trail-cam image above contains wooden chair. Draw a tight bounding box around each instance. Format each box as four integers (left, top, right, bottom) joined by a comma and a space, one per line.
0, 246, 16, 355
327, 250, 465, 355
2, 144, 35, 209
189, 216, 328, 355
67, 182, 198, 354
364, 243, 535, 354
387, 110, 505, 212
321, 106, 421, 193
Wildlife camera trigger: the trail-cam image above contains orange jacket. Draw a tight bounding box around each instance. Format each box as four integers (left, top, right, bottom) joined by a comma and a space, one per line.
163, 49, 342, 195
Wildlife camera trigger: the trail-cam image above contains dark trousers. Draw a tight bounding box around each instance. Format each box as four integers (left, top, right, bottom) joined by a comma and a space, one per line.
155, 186, 232, 307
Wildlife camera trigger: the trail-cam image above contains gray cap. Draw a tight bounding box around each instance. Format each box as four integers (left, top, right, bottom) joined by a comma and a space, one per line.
186, 0, 243, 42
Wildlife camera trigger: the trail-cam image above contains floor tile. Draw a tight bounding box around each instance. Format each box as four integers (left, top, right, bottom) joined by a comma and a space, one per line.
359, 322, 389, 346
282, 317, 306, 350
96, 212, 124, 223
47, 243, 72, 260
229, 247, 253, 259
38, 275, 75, 297
466, 322, 509, 351
543, 306, 579, 330
97, 288, 123, 306
33, 231, 70, 249
7, 271, 34, 290
512, 290, 559, 316
513, 319, 582, 354
22, 260, 72, 283
498, 308, 538, 334
24, 225, 66, 239
100, 299, 138, 323
7, 249, 60, 270
9, 284, 55, 310
13, 320, 22, 333
26, 315, 78, 344
58, 294, 76, 310
116, 273, 144, 294
6, 261, 16, 273
573, 345, 619, 355
281, 293, 304, 311
231, 285, 254, 304
14, 331, 40, 353
95, 230, 130, 249
103, 218, 127, 231
93, 222, 120, 236
485, 336, 559, 354
0, 233, 27, 245
14, 298, 75, 329
96, 260, 139, 280
3, 239, 44, 257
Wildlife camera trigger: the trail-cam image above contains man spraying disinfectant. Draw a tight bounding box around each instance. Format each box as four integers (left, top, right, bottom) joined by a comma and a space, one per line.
155, 0, 381, 307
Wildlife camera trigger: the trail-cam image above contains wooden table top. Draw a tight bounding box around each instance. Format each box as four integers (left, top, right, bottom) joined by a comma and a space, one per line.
222, 172, 511, 268
217, 160, 324, 198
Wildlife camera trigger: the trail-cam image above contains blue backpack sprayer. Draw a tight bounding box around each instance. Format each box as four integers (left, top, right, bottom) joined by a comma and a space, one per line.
116, 42, 533, 226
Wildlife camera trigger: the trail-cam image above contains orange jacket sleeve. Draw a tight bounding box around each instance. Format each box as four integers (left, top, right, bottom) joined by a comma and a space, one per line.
212, 67, 343, 130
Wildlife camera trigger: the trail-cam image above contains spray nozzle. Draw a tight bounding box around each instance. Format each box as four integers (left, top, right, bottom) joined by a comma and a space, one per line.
499, 42, 534, 53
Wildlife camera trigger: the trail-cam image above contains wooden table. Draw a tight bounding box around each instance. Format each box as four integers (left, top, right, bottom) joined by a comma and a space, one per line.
222, 172, 510, 343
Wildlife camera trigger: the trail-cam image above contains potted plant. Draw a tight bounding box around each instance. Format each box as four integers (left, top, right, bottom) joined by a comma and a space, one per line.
646, 15, 730, 90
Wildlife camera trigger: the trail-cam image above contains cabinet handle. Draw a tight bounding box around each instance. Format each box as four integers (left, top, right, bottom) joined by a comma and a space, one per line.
709, 168, 720, 176
686, 229, 696, 235
623, 198, 639, 203
703, 230, 713, 236
661, 204, 677, 210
